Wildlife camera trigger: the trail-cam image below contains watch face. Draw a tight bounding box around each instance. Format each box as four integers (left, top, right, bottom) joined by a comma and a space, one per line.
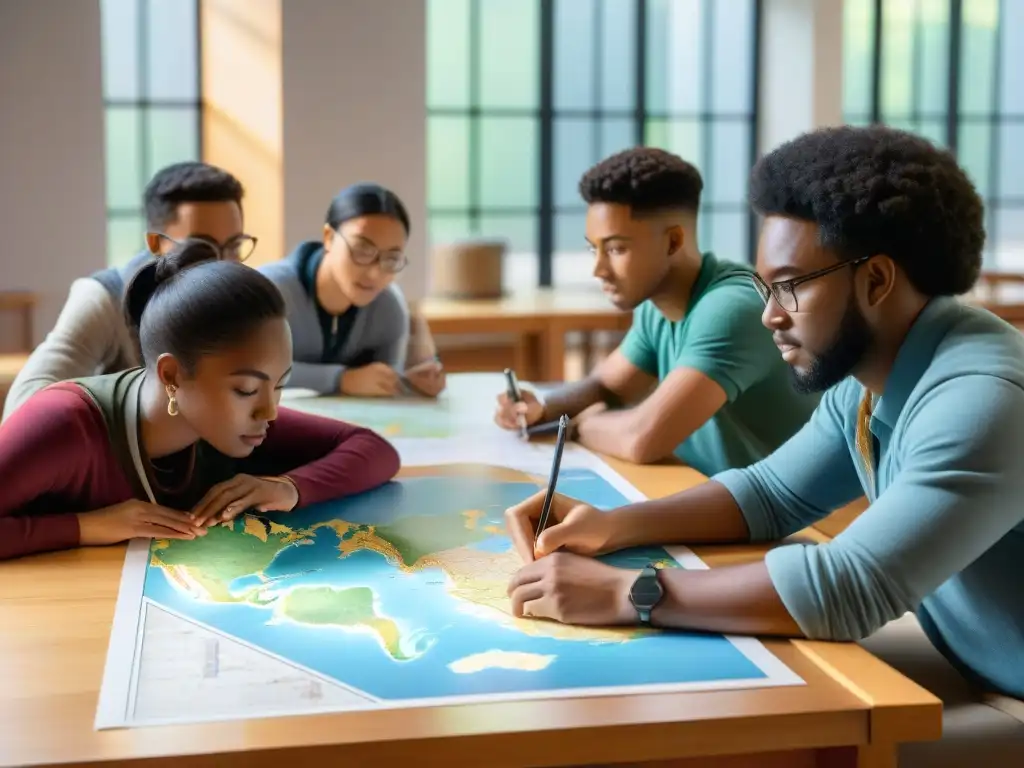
630, 576, 663, 608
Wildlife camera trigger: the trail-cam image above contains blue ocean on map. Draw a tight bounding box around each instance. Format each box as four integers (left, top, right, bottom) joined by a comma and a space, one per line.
144, 468, 768, 702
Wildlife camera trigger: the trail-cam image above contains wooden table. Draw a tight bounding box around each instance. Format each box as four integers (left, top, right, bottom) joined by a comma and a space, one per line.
0, 352, 29, 412
0, 374, 940, 768
420, 288, 632, 381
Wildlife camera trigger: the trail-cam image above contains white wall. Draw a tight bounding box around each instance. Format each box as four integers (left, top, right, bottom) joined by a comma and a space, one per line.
280, 0, 427, 300
0, 0, 107, 344
758, 0, 845, 155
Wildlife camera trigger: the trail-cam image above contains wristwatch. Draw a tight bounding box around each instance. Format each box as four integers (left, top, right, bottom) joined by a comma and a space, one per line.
629, 563, 664, 625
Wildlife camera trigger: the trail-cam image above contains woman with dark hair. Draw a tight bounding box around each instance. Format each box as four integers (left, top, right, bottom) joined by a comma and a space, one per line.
0, 240, 401, 562
260, 182, 445, 398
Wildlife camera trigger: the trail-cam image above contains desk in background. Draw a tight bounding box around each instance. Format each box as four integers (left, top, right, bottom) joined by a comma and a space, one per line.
0, 373, 939, 768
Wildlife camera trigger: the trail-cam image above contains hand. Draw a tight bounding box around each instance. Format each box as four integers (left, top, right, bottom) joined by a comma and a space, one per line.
494, 388, 544, 430
507, 552, 638, 626
191, 474, 299, 527
340, 362, 400, 397
503, 489, 618, 562
403, 359, 446, 397
77, 500, 207, 546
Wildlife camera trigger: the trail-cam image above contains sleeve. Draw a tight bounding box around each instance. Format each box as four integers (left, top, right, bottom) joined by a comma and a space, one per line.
2, 280, 121, 422
674, 282, 778, 402
713, 380, 864, 541
243, 407, 401, 506
287, 361, 347, 396
0, 386, 98, 559
763, 376, 1024, 642
617, 305, 658, 376
374, 287, 410, 371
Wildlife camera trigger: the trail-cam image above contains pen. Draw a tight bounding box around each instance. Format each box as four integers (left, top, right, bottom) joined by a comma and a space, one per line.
535, 414, 569, 543
503, 367, 529, 440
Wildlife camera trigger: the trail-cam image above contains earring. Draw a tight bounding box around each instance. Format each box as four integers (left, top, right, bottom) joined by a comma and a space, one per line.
166, 384, 179, 417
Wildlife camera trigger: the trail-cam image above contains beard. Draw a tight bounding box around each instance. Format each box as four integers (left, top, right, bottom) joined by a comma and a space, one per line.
790, 298, 872, 394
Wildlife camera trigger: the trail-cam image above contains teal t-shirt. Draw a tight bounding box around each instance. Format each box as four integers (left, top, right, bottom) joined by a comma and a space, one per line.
618, 252, 819, 476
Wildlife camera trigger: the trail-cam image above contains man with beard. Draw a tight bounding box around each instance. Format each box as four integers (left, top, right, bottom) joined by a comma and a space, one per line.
503, 125, 1024, 764
493, 147, 819, 475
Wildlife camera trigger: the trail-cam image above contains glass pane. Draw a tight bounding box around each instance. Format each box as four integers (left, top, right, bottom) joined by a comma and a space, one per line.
709, 121, 750, 205
880, 0, 915, 117
599, 118, 636, 159
554, 118, 595, 208
479, 118, 538, 207
108, 215, 145, 268
427, 116, 471, 209
711, 0, 754, 113
555, 211, 589, 253
702, 210, 748, 263
646, 0, 702, 114
998, 123, 1024, 199
147, 0, 198, 100
993, 207, 1024, 271
480, 0, 539, 109
100, 0, 139, 100
105, 107, 143, 210
957, 122, 992, 196
843, 0, 875, 118
644, 119, 702, 168
917, 118, 947, 147
147, 107, 200, 178
554, 0, 596, 110
428, 214, 474, 247
600, 0, 637, 111
1001, 0, 1024, 114
917, 0, 949, 116
480, 215, 538, 292
959, 0, 999, 116
427, 0, 471, 109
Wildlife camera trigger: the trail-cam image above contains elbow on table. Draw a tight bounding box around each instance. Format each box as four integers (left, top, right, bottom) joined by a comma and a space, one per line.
622, 430, 674, 465
363, 428, 402, 482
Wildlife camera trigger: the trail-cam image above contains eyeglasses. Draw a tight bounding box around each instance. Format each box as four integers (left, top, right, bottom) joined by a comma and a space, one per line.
337, 230, 407, 273
749, 256, 871, 312
149, 232, 258, 263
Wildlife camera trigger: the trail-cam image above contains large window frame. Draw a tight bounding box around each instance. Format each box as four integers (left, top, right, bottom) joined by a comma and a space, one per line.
427, 0, 763, 289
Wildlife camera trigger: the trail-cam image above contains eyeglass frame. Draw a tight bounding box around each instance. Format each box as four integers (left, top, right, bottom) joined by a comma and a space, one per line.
335, 229, 408, 274
749, 255, 872, 312
148, 231, 258, 263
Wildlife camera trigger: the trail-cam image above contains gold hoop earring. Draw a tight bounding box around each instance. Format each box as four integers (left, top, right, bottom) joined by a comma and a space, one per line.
166, 384, 179, 417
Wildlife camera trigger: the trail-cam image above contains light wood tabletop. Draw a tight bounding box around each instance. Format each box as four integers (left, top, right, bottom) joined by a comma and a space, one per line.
0, 373, 940, 768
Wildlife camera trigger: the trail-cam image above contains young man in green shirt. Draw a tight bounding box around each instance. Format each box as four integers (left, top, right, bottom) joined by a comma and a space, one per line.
494, 147, 819, 475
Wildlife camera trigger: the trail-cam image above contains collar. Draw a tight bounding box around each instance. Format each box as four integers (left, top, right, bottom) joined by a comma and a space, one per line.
872, 296, 962, 431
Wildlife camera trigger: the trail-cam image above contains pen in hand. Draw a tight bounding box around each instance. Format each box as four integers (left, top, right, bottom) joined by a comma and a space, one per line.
503, 367, 529, 440
535, 414, 569, 545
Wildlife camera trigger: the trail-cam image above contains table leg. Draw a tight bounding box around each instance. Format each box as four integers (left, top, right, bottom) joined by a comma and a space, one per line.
540, 325, 567, 382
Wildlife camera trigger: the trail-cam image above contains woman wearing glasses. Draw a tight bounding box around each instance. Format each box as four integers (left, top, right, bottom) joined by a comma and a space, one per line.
260, 183, 445, 398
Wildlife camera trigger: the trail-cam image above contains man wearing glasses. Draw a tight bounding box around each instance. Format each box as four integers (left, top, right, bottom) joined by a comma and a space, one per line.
504, 125, 1024, 764
2, 161, 254, 421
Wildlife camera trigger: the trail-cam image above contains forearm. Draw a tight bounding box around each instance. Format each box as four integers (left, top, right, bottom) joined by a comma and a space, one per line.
540, 376, 621, 421
288, 361, 346, 395
279, 428, 401, 505
609, 480, 751, 548
574, 408, 668, 464
650, 561, 803, 637
0, 514, 81, 561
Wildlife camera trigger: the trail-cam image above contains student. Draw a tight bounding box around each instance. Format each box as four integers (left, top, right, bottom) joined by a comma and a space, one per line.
0, 241, 401, 562
503, 126, 1024, 763
2, 161, 255, 422
494, 148, 818, 475
260, 182, 445, 398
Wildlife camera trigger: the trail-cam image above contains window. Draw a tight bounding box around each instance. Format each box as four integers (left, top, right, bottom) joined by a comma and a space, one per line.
100, 0, 202, 267
843, 0, 1024, 269
427, 0, 761, 291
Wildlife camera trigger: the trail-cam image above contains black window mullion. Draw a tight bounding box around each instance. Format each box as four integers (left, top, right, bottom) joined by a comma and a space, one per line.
986, 0, 1006, 264
468, 0, 482, 231
946, 0, 963, 152
139, 0, 151, 201
747, 0, 763, 264
700, 0, 715, 249
634, 0, 647, 146
538, 0, 555, 286
870, 0, 883, 124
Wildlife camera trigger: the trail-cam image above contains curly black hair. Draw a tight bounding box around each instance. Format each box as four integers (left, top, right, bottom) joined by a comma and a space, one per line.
578, 147, 703, 214
143, 161, 245, 230
749, 124, 984, 296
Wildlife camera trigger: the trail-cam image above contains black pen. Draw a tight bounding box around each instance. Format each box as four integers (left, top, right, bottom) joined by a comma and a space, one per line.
503, 367, 529, 440
535, 414, 569, 543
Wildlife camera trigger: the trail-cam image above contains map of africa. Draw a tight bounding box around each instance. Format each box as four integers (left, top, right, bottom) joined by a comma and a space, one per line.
137, 462, 783, 706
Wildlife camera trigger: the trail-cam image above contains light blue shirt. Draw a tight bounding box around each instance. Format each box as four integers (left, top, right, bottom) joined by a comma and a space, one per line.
714, 296, 1024, 699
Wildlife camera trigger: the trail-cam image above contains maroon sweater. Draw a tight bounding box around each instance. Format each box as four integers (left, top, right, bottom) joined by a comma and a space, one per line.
0, 383, 401, 561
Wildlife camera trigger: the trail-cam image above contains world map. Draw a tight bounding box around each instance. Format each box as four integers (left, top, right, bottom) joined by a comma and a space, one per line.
142, 463, 773, 704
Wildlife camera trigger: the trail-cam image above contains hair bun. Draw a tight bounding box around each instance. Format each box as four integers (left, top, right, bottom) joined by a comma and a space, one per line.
124, 239, 222, 333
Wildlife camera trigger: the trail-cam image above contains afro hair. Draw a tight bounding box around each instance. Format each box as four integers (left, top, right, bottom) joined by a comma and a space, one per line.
578, 147, 703, 215
748, 124, 985, 297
